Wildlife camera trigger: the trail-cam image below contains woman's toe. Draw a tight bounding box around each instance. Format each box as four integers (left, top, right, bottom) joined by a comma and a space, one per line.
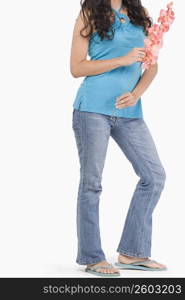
158, 263, 167, 269
152, 262, 166, 269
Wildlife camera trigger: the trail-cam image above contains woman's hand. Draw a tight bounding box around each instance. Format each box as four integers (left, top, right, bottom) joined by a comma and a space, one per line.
122, 48, 146, 66
115, 92, 138, 109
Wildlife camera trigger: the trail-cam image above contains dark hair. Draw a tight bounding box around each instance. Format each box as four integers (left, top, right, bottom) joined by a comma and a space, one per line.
79, 0, 152, 41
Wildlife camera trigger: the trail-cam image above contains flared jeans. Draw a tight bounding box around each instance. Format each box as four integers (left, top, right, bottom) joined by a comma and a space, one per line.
72, 108, 166, 265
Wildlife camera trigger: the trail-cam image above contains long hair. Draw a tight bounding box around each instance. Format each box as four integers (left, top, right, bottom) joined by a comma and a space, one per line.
80, 0, 152, 41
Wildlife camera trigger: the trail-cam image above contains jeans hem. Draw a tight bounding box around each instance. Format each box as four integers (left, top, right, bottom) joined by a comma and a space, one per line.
76, 256, 106, 265
117, 248, 151, 258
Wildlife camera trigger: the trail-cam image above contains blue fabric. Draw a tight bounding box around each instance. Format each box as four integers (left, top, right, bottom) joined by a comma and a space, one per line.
72, 109, 166, 264
72, 7, 147, 118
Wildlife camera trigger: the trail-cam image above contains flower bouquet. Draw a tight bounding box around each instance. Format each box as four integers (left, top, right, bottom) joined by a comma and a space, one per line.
142, 1, 175, 70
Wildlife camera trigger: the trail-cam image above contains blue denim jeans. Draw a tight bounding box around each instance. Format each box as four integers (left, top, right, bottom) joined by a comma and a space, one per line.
72, 108, 166, 265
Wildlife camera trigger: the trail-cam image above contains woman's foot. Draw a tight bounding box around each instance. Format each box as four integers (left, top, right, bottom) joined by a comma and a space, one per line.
87, 260, 120, 275
118, 254, 167, 269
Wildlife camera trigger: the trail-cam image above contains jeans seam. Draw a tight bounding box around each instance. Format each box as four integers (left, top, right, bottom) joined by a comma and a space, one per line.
75, 111, 85, 262
139, 184, 156, 256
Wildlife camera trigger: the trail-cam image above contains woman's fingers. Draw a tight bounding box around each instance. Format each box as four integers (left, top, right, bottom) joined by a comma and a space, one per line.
118, 98, 129, 104
115, 94, 132, 107
137, 47, 146, 51
116, 98, 129, 105
139, 51, 146, 56
115, 92, 137, 108
137, 48, 146, 58
137, 52, 146, 62
116, 92, 130, 101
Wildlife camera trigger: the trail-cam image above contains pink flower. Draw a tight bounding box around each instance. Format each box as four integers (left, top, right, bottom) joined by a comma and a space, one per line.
142, 2, 175, 70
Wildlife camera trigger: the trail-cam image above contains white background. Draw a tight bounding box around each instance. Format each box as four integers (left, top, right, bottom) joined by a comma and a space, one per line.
0, 0, 184, 277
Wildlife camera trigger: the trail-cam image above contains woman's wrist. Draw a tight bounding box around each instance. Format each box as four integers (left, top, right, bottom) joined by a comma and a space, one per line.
119, 56, 128, 66
131, 90, 141, 101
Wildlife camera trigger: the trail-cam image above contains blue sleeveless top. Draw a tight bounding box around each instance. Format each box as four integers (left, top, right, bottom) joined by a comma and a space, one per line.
72, 5, 147, 118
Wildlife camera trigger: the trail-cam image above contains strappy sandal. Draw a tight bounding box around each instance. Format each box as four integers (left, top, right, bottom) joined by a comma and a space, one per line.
115, 259, 167, 271
85, 263, 121, 277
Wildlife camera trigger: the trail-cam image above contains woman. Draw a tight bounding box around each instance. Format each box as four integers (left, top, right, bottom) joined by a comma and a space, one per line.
70, 0, 167, 277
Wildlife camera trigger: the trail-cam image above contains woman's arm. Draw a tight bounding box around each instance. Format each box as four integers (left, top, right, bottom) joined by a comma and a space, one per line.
115, 63, 158, 109
115, 6, 157, 109
132, 63, 158, 100
70, 11, 146, 78
132, 6, 157, 100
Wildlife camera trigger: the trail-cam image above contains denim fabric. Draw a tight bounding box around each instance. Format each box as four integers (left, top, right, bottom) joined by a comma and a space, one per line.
72, 109, 166, 265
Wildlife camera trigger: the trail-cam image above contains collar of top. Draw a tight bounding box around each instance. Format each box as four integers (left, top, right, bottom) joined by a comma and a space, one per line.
111, 4, 130, 24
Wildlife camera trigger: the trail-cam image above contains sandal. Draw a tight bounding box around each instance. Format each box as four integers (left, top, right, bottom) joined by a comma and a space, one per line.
115, 259, 167, 271
85, 263, 121, 277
